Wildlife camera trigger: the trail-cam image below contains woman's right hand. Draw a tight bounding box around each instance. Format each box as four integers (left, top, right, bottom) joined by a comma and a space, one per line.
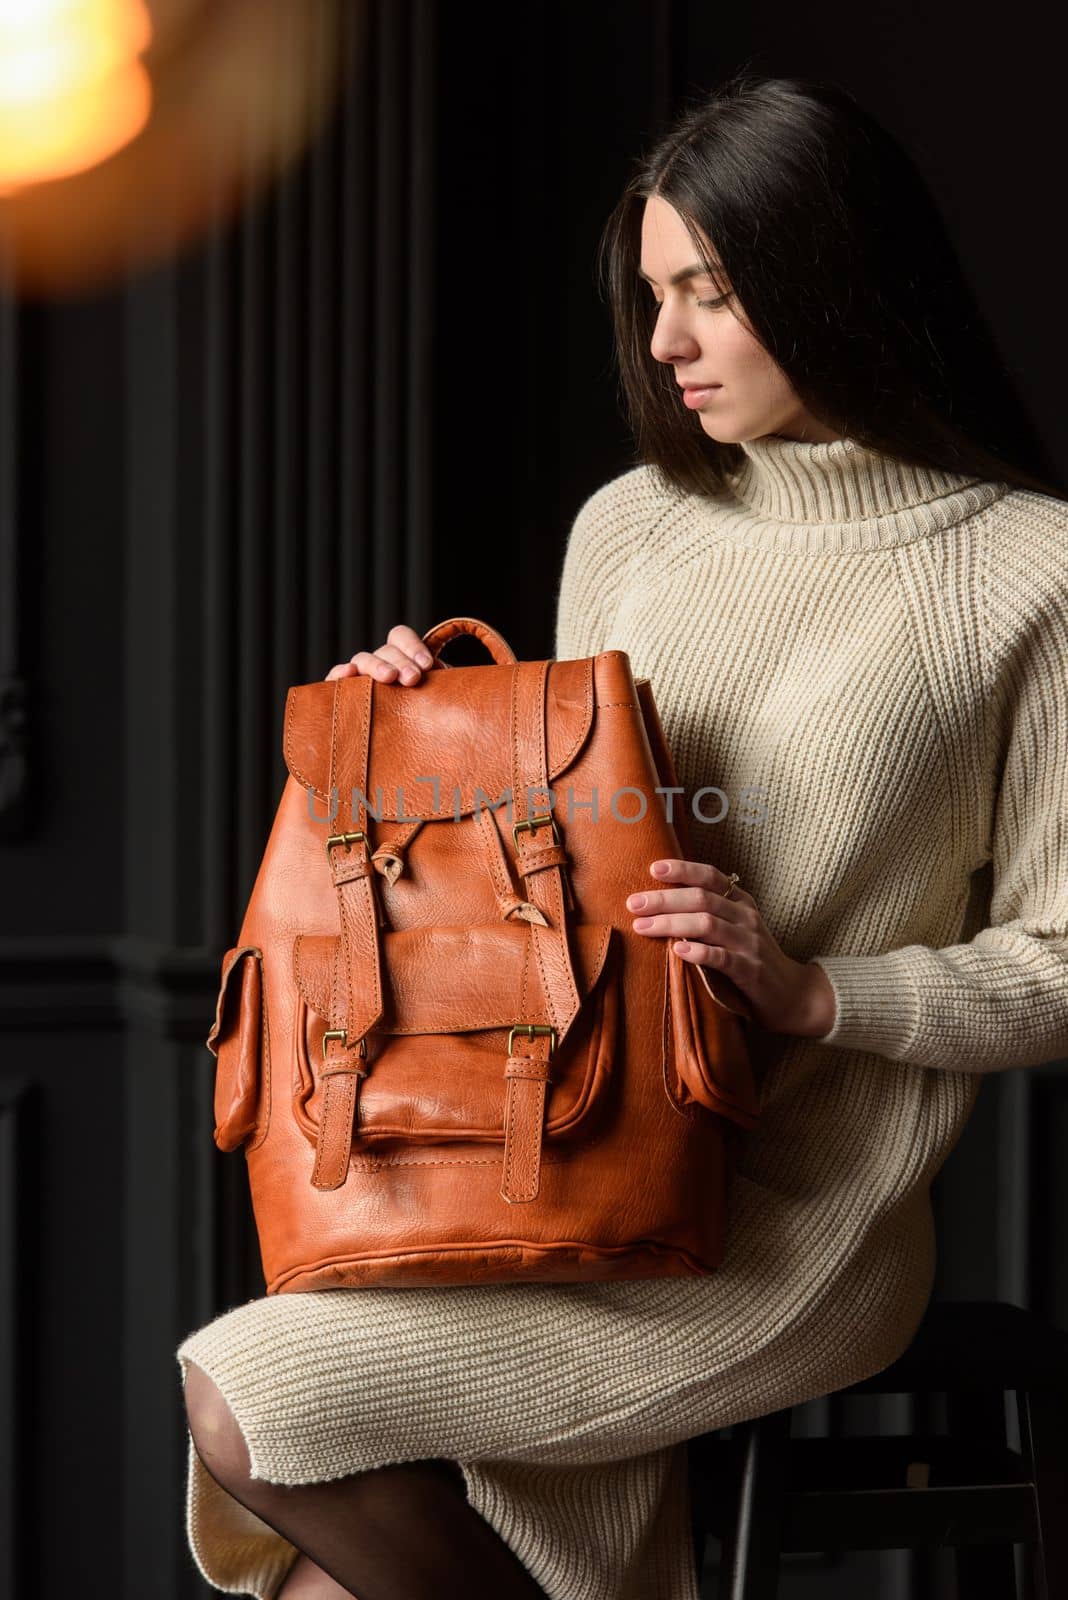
324, 623, 435, 684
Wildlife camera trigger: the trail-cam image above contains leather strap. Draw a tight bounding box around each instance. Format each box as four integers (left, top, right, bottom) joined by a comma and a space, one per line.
370, 817, 425, 887
501, 1034, 555, 1203
312, 675, 386, 1191
473, 803, 548, 925
499, 660, 582, 1203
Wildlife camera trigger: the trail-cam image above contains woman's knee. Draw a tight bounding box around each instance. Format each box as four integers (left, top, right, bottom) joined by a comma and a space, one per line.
181, 1359, 254, 1494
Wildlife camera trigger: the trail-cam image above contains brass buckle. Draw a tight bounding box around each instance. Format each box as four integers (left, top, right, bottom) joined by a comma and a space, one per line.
322, 1029, 368, 1059
507, 1023, 557, 1056
512, 812, 560, 850
325, 830, 367, 858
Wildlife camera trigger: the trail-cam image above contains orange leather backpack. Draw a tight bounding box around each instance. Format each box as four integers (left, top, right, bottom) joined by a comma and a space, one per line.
207, 617, 760, 1292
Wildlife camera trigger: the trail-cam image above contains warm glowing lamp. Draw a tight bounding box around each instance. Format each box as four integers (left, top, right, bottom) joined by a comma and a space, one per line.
0, 0, 153, 194
0, 0, 354, 295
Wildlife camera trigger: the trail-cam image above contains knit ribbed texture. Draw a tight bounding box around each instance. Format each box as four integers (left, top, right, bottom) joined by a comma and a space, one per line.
176, 433, 1068, 1599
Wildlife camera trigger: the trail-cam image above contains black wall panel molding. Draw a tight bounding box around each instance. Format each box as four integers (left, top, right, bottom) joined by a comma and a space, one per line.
0, 282, 26, 838
0, 1081, 36, 1599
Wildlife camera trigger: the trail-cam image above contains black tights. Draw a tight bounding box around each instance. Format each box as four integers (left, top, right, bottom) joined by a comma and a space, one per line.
182, 1360, 550, 1600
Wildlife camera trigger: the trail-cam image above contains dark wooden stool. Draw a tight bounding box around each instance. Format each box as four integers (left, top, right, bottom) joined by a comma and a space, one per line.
687, 1300, 1068, 1599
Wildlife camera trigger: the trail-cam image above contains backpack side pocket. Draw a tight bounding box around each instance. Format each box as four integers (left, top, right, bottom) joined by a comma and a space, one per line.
207, 945, 268, 1152
664, 944, 761, 1131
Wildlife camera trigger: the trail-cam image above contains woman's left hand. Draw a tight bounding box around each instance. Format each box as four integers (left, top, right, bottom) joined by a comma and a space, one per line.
626, 857, 837, 1038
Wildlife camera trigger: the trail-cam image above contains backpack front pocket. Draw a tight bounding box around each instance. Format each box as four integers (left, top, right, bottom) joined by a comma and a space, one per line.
290, 922, 618, 1149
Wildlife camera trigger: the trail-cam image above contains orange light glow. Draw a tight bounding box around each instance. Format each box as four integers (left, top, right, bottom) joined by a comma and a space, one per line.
0, 0, 354, 296
0, 0, 153, 194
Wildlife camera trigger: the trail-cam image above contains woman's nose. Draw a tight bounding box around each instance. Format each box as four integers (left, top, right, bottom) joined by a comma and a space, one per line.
649, 308, 702, 366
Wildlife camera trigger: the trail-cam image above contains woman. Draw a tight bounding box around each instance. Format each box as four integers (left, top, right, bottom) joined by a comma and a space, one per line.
177, 71, 1068, 1599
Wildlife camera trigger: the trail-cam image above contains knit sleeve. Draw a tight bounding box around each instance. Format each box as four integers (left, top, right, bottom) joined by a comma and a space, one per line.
553, 466, 667, 661
810, 509, 1068, 1073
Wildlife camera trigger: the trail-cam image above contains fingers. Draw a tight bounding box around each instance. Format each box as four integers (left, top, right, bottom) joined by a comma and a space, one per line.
386, 623, 435, 660
370, 643, 428, 682
673, 939, 760, 988
644, 856, 752, 909
627, 856, 752, 944
648, 856, 744, 893
323, 625, 434, 684
630, 908, 748, 945
626, 884, 748, 922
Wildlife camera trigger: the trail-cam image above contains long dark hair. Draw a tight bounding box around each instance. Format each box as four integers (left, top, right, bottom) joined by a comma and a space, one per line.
597, 71, 1064, 502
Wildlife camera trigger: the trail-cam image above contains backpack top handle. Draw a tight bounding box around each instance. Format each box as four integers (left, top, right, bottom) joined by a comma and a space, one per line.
420, 616, 519, 667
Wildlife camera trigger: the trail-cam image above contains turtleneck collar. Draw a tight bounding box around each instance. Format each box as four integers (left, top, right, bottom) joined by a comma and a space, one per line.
713, 433, 1008, 554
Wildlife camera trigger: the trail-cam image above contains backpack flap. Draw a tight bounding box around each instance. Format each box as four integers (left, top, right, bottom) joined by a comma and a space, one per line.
283, 658, 595, 821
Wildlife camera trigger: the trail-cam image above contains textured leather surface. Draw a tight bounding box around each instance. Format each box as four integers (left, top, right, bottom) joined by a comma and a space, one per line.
206, 617, 761, 1290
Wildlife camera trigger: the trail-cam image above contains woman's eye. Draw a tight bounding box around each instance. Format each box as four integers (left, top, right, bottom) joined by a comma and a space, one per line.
649, 294, 730, 312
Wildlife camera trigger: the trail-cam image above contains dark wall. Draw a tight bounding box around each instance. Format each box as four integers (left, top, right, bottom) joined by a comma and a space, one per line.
1, 3, 1064, 1596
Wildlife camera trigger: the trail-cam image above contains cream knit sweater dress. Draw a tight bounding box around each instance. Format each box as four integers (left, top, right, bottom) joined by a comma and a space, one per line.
175, 433, 1068, 1600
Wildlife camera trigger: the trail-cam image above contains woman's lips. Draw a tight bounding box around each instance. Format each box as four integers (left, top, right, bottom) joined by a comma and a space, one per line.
681, 385, 722, 409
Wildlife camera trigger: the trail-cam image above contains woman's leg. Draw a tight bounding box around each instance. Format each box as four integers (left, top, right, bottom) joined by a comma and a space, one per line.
183, 1360, 549, 1600
272, 1465, 477, 1599
276, 1552, 357, 1598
